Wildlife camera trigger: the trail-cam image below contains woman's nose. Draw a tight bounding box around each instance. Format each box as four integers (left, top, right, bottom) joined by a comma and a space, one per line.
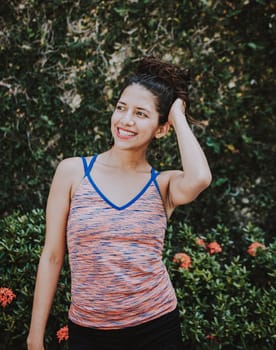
122, 111, 135, 126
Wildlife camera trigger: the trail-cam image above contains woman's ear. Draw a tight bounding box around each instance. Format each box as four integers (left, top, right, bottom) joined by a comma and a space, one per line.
154, 122, 170, 139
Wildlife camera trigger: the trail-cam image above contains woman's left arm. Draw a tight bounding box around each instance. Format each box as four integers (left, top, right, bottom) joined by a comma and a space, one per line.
166, 98, 212, 210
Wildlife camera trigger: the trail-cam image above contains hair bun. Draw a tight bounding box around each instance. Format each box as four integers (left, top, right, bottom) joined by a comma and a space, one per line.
136, 56, 191, 103
135, 56, 203, 128
136, 56, 190, 86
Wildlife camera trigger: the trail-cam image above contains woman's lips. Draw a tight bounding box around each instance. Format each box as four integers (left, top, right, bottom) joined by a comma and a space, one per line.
116, 127, 137, 139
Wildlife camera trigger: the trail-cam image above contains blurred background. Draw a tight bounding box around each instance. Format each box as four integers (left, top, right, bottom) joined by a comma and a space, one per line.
0, 1, 275, 349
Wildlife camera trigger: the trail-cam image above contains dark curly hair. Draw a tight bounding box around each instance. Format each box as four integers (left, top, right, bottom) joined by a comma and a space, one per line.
121, 56, 199, 126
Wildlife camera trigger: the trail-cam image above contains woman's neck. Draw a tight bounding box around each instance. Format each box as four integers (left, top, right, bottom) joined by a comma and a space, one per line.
98, 147, 150, 172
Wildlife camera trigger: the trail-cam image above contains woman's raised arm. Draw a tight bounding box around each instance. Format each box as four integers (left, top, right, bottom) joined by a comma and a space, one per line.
165, 98, 212, 214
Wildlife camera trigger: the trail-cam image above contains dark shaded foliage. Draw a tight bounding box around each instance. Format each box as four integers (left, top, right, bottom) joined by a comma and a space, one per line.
0, 1, 275, 237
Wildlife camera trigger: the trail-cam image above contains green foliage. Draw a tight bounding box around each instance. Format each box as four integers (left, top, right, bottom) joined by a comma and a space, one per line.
165, 222, 276, 349
0, 210, 70, 350
0, 0, 275, 238
1, 210, 275, 349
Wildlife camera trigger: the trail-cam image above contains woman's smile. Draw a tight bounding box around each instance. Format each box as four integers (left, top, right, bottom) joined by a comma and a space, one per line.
116, 127, 137, 139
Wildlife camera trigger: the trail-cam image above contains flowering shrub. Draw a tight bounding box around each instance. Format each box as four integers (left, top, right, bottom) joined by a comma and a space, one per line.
0, 210, 70, 350
1, 212, 275, 350
164, 222, 276, 350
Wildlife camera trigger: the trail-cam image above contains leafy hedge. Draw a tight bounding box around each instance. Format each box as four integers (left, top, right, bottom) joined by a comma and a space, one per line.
0, 0, 275, 237
1, 210, 275, 349
0, 209, 70, 350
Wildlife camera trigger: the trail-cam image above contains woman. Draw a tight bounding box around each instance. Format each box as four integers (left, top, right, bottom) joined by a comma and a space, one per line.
27, 56, 212, 350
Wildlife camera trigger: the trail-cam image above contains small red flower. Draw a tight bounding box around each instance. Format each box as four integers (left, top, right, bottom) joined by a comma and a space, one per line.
0, 287, 16, 307
173, 253, 192, 270
56, 325, 69, 343
247, 242, 266, 256
195, 237, 207, 249
207, 241, 222, 255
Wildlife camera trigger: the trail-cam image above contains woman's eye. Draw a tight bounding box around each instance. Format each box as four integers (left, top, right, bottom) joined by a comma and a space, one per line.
116, 105, 124, 111
136, 111, 148, 118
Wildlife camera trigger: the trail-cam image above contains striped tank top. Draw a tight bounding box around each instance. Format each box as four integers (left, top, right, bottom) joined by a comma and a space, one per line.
66, 155, 177, 329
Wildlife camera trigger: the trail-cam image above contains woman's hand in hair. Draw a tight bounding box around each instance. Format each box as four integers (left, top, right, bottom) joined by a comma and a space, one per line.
168, 98, 187, 128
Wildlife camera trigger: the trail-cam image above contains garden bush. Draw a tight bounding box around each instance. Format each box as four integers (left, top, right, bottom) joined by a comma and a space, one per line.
0, 209, 70, 350
1, 210, 275, 349
165, 223, 276, 349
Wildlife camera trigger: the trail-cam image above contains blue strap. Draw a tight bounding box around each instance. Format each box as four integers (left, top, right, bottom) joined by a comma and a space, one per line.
151, 168, 162, 196
81, 155, 97, 177
151, 168, 160, 179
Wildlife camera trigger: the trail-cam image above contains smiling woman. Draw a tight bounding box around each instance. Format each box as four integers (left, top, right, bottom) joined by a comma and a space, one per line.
27, 56, 212, 350
111, 84, 164, 152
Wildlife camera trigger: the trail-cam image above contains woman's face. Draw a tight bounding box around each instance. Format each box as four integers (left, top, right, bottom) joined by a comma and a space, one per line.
111, 84, 163, 151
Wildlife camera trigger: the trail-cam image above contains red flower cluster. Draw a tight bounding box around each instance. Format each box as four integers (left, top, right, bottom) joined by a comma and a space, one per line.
195, 237, 222, 255
207, 241, 222, 255
56, 325, 69, 343
195, 237, 207, 249
173, 253, 192, 270
247, 242, 266, 256
0, 287, 16, 307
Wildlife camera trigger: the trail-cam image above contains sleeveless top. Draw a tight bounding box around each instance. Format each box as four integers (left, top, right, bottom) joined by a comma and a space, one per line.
66, 155, 177, 329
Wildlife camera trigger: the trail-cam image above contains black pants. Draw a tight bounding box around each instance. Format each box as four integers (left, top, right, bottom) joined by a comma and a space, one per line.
68, 308, 184, 350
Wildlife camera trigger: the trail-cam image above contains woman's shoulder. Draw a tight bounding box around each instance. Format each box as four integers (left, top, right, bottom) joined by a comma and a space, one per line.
54, 157, 88, 196
57, 154, 99, 174
56, 156, 98, 181
57, 157, 83, 173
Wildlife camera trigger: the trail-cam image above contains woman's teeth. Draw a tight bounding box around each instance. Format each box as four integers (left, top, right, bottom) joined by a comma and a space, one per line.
118, 128, 136, 136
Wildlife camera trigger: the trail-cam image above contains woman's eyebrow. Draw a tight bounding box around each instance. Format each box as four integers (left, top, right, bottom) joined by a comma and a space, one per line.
137, 106, 150, 113
117, 100, 126, 105
118, 101, 151, 113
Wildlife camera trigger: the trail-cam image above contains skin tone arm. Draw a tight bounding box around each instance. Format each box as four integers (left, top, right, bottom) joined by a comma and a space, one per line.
27, 159, 76, 350
163, 98, 212, 217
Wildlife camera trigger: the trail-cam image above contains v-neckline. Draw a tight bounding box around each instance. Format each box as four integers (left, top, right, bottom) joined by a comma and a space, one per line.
85, 156, 155, 211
